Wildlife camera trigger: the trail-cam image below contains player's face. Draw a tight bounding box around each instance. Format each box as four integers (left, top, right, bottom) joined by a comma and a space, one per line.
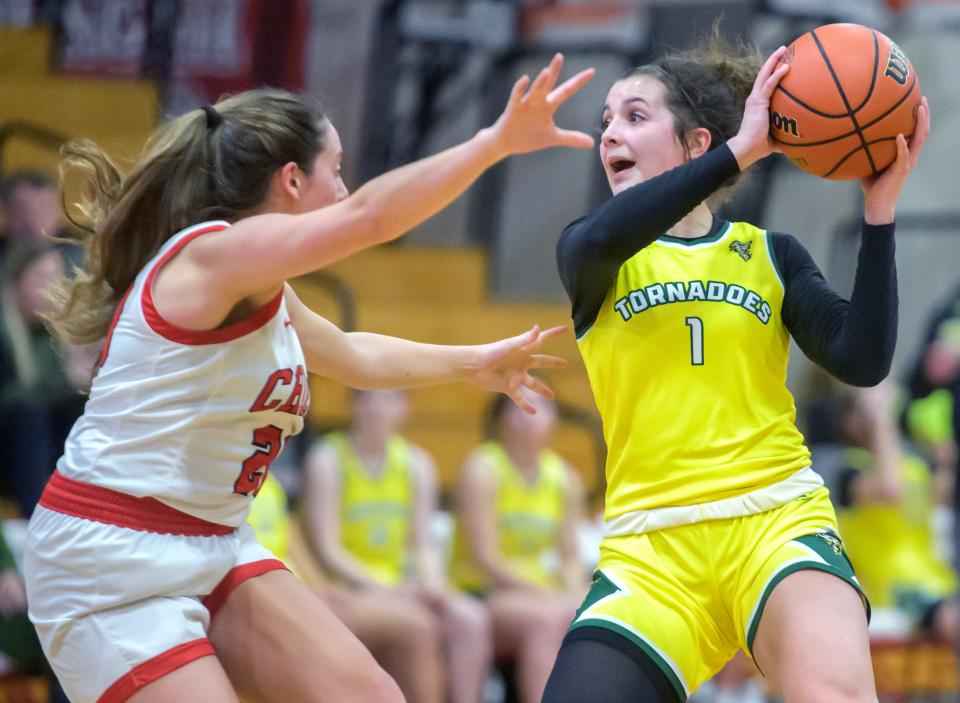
353, 390, 409, 435
600, 75, 687, 195
296, 121, 348, 212
503, 395, 557, 447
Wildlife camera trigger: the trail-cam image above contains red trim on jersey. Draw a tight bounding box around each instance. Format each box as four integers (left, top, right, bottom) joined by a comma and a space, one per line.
141, 223, 284, 345
97, 638, 215, 703
38, 471, 234, 536
98, 286, 133, 367
203, 559, 289, 619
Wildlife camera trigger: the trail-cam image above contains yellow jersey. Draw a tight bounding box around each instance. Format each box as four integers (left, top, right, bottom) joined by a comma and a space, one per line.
328, 432, 412, 586
451, 441, 568, 591
578, 221, 810, 519
246, 472, 290, 559
838, 447, 956, 608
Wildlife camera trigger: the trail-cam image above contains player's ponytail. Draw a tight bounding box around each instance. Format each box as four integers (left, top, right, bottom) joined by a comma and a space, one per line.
50, 89, 329, 344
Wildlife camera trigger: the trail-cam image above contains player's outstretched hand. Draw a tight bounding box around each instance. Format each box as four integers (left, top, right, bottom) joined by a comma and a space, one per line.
486, 53, 595, 157
469, 325, 568, 414
861, 96, 930, 224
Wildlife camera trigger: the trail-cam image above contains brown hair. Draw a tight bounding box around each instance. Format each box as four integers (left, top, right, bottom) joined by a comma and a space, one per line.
624, 28, 761, 191
50, 88, 329, 344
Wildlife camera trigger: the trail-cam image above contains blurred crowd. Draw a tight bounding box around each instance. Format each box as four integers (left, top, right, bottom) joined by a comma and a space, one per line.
2, 165, 960, 702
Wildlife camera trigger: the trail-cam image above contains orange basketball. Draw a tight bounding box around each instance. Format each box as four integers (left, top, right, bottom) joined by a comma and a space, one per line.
768, 23, 921, 180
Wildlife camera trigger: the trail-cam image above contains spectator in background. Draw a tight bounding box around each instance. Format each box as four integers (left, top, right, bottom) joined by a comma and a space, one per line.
246, 472, 447, 703
0, 246, 95, 517
0, 172, 61, 260
906, 283, 960, 559
0, 171, 82, 275
836, 381, 958, 644
303, 389, 492, 703
450, 393, 588, 703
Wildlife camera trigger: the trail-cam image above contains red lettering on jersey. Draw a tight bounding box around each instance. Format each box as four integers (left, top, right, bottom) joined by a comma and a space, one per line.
276, 365, 306, 416
249, 369, 294, 412
234, 424, 284, 496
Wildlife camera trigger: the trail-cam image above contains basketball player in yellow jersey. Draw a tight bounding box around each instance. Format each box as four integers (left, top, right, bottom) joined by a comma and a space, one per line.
245, 472, 448, 703
542, 35, 931, 703
303, 389, 492, 703
452, 394, 588, 703
835, 383, 957, 645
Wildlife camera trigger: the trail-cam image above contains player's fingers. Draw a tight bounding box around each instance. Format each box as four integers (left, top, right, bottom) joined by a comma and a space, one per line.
907, 97, 930, 158
755, 46, 787, 90
523, 373, 556, 399
518, 324, 542, 353
511, 388, 537, 414
894, 133, 910, 171
555, 128, 596, 149
528, 60, 558, 101
535, 53, 564, 96
520, 323, 563, 352
529, 354, 568, 369
537, 325, 568, 342
761, 62, 790, 97
509, 75, 531, 106
548, 68, 596, 106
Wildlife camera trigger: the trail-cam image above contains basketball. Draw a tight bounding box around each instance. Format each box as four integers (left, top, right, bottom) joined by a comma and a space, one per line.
768, 23, 921, 180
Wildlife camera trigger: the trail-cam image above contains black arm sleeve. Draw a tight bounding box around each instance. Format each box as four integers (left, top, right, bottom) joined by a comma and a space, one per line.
771, 223, 897, 387
556, 144, 741, 336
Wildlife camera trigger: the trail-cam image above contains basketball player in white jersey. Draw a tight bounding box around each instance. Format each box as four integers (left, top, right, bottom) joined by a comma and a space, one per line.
22, 54, 594, 703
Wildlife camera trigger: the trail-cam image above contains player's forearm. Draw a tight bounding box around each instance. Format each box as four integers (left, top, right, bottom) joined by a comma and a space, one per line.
339, 332, 479, 390
323, 547, 384, 590
483, 559, 536, 591
345, 129, 503, 246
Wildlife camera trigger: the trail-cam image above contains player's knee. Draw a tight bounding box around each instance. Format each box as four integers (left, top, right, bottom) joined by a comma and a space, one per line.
531, 599, 574, 638
405, 608, 443, 652
451, 597, 492, 644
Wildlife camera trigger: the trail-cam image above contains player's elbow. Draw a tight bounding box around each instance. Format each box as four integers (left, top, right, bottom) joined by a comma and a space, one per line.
831, 354, 892, 388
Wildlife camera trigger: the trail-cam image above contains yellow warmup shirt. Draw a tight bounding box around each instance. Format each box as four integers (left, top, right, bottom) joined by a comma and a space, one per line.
246, 473, 290, 559
838, 447, 956, 608
578, 221, 811, 519
328, 432, 412, 586
451, 441, 568, 591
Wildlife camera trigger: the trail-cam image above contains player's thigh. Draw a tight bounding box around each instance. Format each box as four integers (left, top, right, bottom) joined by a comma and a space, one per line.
487, 588, 569, 655
752, 570, 874, 702
128, 657, 238, 703
209, 569, 403, 703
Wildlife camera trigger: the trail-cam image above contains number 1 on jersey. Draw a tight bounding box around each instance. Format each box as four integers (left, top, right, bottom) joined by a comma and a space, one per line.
685, 316, 704, 366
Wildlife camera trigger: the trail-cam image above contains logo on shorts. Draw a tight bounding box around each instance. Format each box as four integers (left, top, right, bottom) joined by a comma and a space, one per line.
729, 240, 752, 261
815, 530, 844, 556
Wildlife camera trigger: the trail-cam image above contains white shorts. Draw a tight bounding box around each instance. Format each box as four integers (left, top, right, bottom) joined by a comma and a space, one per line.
24, 477, 286, 703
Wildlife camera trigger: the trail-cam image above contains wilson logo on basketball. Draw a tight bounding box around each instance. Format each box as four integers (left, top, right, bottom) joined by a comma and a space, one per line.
884, 42, 910, 85
770, 110, 800, 137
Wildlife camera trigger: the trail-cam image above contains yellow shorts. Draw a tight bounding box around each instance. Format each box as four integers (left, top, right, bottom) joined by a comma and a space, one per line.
568, 487, 868, 700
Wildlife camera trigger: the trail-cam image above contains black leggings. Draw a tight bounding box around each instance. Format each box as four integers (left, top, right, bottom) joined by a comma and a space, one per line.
541, 627, 682, 703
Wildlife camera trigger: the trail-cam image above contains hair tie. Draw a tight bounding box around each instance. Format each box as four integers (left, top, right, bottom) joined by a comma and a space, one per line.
201, 105, 222, 130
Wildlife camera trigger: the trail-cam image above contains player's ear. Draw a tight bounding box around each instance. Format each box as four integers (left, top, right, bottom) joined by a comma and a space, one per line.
685, 127, 712, 159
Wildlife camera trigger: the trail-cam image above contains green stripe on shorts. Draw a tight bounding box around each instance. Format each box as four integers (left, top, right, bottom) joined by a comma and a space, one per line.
745, 531, 870, 654
570, 570, 688, 701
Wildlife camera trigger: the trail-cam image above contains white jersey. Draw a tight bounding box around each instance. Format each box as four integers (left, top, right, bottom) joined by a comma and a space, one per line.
57, 221, 309, 527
